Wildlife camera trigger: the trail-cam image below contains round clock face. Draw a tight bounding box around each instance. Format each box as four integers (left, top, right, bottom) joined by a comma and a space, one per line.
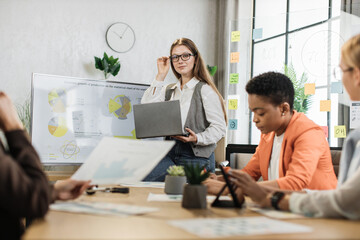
106, 22, 135, 53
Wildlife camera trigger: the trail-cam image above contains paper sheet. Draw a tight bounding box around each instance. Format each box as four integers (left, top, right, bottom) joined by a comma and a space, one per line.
119, 182, 165, 188
249, 207, 305, 219
71, 137, 175, 184
350, 102, 360, 129
147, 193, 231, 202
168, 216, 312, 238
50, 201, 158, 217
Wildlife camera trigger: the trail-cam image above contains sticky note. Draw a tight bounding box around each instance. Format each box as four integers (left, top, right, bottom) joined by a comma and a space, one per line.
320, 126, 328, 138
334, 125, 346, 138
331, 82, 343, 94
252, 28, 263, 40
229, 119, 238, 130
231, 31, 240, 42
230, 52, 240, 63
320, 100, 331, 112
228, 99, 238, 110
304, 83, 315, 95
229, 73, 239, 84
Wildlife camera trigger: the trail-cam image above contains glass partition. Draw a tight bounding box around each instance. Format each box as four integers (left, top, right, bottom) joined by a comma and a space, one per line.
226, 0, 360, 148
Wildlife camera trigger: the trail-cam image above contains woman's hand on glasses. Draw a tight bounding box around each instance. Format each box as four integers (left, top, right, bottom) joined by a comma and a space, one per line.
156, 56, 170, 82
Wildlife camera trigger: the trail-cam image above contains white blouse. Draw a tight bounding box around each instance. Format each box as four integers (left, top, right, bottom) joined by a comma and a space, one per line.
141, 78, 226, 146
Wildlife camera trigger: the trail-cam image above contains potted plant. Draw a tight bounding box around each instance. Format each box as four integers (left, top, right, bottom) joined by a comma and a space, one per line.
182, 163, 210, 209
94, 52, 121, 79
164, 165, 186, 195
207, 65, 217, 76
284, 63, 312, 114
15, 95, 31, 134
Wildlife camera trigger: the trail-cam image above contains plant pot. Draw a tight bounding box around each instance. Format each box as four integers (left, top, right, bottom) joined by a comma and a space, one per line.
182, 184, 207, 209
164, 175, 186, 195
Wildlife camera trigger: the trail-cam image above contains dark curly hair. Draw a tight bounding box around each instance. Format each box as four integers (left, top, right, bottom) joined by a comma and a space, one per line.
245, 72, 294, 110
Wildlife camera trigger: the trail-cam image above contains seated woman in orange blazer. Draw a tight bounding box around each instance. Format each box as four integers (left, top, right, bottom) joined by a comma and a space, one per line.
207, 72, 337, 193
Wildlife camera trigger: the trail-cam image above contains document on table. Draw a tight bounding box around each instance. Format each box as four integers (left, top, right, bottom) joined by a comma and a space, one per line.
50, 201, 159, 217
72, 137, 175, 184
168, 216, 312, 238
119, 182, 165, 189
249, 207, 306, 219
147, 193, 231, 202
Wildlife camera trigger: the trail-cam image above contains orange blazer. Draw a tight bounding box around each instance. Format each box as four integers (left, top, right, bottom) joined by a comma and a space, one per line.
242, 111, 337, 190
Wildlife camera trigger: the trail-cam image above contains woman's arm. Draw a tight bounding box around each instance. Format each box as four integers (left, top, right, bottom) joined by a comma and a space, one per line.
141, 57, 170, 104
141, 79, 166, 103
289, 167, 360, 219
0, 130, 51, 218
195, 85, 226, 146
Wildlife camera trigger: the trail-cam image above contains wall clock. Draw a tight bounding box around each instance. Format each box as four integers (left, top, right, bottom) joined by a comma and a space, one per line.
106, 22, 135, 53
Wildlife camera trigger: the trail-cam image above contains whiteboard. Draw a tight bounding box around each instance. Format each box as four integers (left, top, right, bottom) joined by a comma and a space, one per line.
31, 73, 149, 164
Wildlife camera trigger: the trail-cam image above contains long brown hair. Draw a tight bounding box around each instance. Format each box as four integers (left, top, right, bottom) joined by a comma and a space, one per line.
169, 38, 228, 123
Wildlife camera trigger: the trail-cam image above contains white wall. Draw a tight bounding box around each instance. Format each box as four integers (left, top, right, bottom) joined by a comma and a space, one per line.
0, 0, 217, 104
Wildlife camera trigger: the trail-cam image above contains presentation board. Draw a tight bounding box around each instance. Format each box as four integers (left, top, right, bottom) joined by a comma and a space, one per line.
31, 73, 149, 164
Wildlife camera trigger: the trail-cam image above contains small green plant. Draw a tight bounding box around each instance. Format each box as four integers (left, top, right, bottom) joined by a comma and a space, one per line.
16, 96, 31, 133
184, 163, 210, 185
167, 165, 185, 177
94, 52, 121, 79
207, 65, 217, 76
284, 63, 312, 114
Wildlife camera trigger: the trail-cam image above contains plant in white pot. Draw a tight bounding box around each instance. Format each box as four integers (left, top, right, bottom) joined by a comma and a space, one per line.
182, 164, 210, 209
164, 165, 186, 195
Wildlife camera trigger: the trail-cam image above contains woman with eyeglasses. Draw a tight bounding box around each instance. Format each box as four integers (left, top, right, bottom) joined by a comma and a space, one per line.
228, 34, 360, 219
141, 38, 227, 181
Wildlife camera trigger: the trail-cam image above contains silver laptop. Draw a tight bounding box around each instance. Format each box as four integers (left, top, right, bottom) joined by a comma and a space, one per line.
133, 100, 184, 138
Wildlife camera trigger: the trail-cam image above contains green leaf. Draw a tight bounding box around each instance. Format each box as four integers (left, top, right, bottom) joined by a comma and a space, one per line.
184, 163, 210, 185
103, 52, 109, 61
207, 65, 217, 76
94, 57, 104, 71
110, 63, 121, 77
94, 52, 121, 79
283, 63, 313, 114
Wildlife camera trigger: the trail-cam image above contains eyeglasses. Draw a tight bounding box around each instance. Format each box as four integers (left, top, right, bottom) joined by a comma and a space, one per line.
170, 53, 195, 62
333, 66, 353, 80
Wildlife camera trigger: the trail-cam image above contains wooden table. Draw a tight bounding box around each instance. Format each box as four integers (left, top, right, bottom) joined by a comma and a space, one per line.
23, 187, 360, 239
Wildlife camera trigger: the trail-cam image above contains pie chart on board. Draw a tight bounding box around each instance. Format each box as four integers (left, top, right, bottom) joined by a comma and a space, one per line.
48, 88, 66, 113
48, 116, 68, 137
108, 95, 131, 119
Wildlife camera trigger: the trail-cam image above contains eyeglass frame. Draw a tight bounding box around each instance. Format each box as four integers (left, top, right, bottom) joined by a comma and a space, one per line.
333, 66, 354, 80
169, 53, 196, 62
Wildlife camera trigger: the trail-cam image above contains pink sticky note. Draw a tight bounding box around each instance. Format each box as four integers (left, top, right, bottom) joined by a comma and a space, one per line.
321, 126, 328, 138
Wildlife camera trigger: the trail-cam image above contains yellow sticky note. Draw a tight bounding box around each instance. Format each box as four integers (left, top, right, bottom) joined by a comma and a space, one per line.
231, 31, 240, 42
229, 73, 239, 84
304, 83, 315, 95
228, 99, 238, 110
230, 52, 240, 63
334, 125, 346, 138
320, 100, 331, 112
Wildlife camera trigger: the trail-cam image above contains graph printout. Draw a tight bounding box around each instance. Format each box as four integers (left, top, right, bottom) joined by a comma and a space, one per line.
31, 73, 149, 164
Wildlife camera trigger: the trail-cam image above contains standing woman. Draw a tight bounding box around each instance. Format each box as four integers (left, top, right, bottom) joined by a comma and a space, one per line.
142, 38, 227, 181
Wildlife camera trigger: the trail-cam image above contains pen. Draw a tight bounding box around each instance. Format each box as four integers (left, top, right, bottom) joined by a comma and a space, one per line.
86, 186, 129, 195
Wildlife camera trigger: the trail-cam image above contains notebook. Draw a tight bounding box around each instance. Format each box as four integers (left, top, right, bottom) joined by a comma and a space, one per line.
133, 100, 184, 138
